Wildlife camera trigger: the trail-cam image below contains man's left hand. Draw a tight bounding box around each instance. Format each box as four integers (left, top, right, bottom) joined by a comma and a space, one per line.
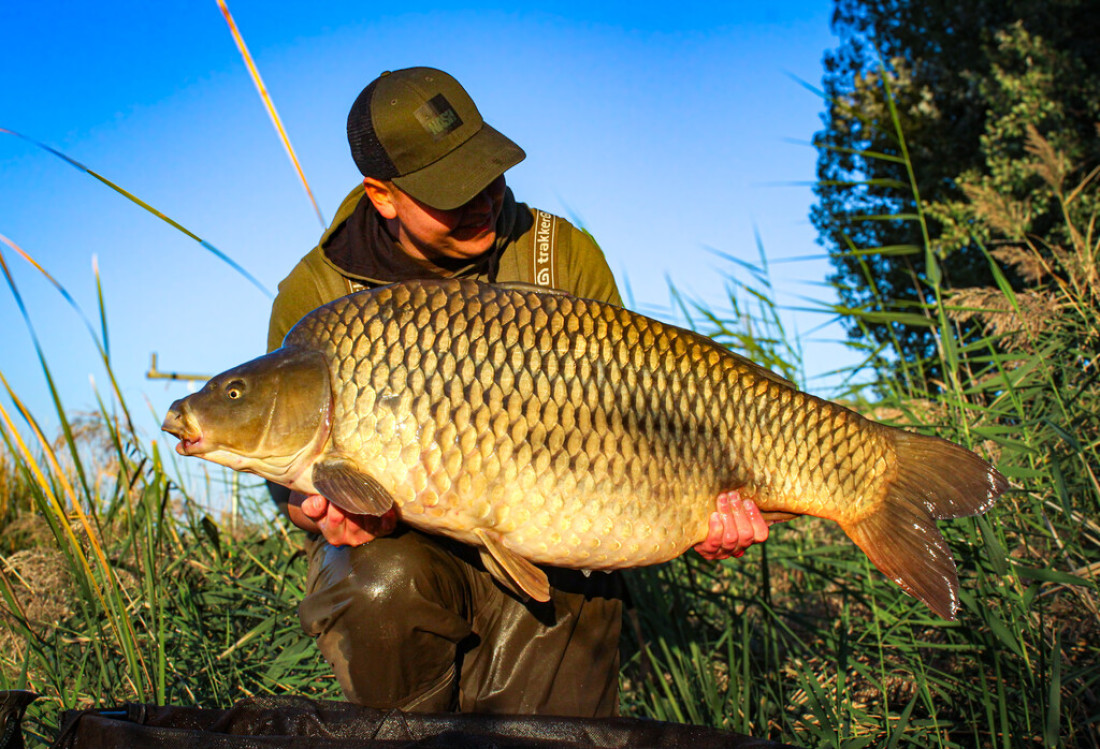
694, 489, 773, 560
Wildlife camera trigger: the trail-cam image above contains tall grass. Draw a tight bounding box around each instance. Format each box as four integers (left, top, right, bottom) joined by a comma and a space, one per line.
620, 74, 1099, 748
0, 253, 339, 744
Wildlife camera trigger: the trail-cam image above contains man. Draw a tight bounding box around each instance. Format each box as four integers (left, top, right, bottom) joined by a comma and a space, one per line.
268, 67, 772, 716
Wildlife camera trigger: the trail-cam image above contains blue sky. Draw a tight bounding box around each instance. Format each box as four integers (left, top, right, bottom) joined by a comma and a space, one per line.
1, 1, 854, 481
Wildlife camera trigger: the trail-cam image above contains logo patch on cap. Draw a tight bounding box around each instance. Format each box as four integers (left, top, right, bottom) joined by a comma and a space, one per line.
414, 94, 463, 141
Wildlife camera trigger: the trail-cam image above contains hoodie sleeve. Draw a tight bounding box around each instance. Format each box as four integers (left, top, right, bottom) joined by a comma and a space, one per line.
267, 185, 367, 352
267, 248, 341, 352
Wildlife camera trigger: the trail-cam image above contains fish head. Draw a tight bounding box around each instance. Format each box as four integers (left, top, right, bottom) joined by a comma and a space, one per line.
161, 346, 332, 486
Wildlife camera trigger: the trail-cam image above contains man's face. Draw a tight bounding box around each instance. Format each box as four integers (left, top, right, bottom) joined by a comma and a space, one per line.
372, 176, 507, 263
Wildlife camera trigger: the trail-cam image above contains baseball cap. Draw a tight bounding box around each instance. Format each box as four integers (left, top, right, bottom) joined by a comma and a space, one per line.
347, 67, 526, 211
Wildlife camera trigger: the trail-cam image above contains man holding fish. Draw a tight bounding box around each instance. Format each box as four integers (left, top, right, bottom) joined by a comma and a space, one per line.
266, 67, 772, 716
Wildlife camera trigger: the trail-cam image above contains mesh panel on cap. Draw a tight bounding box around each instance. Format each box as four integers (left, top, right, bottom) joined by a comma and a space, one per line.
347, 79, 399, 179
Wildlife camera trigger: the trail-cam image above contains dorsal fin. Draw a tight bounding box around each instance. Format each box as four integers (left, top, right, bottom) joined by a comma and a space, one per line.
725, 350, 797, 389
493, 281, 568, 296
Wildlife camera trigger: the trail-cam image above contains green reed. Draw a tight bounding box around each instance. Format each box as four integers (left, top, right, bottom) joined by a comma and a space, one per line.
0, 250, 338, 744
620, 68, 1099, 749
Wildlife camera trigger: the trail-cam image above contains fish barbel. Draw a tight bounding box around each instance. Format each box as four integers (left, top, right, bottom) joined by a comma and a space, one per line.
162, 279, 1006, 619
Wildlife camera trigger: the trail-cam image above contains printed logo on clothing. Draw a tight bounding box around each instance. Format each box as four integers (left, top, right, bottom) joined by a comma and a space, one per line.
414, 94, 464, 140
533, 210, 557, 288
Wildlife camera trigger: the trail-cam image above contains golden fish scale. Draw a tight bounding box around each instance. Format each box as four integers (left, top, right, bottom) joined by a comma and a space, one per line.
286, 280, 896, 569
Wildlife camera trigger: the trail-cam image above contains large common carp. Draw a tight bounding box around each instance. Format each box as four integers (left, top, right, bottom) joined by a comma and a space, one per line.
162, 279, 1005, 619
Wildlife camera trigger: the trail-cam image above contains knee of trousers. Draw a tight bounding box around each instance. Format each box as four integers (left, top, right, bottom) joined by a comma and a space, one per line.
299, 529, 474, 648
297, 531, 477, 709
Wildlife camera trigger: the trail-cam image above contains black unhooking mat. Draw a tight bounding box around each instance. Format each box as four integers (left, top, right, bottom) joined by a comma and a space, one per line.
21, 694, 783, 748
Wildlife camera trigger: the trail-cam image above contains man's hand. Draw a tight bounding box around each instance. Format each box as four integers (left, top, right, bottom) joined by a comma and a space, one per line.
694, 489, 773, 561
287, 491, 398, 547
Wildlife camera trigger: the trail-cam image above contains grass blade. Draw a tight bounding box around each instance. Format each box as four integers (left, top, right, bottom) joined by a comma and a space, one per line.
216, 0, 326, 229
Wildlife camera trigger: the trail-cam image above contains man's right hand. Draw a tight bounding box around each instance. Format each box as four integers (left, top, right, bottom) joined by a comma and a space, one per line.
287, 491, 398, 547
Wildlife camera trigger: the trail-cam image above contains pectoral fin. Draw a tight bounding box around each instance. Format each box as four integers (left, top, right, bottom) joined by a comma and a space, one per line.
312, 455, 395, 516
474, 529, 551, 602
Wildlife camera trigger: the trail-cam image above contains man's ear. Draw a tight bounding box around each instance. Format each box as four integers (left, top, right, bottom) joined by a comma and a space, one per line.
362, 177, 398, 219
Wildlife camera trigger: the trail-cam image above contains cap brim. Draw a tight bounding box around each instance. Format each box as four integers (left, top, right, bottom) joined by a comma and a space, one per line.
393, 123, 526, 210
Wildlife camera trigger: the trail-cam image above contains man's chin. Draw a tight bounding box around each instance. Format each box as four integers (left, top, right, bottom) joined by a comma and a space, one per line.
448, 230, 496, 256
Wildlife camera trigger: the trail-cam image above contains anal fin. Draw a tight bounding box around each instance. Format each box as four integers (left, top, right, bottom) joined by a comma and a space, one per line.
311, 454, 395, 516
474, 529, 550, 602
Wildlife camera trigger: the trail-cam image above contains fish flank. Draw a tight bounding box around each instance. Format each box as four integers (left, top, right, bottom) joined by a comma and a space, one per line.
166, 279, 1006, 618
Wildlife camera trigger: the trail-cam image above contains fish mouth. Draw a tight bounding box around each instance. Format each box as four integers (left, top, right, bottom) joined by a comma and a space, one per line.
173, 435, 206, 456
161, 406, 206, 456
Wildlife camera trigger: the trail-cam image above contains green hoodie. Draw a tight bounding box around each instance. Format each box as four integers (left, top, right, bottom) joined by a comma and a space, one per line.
267, 183, 621, 352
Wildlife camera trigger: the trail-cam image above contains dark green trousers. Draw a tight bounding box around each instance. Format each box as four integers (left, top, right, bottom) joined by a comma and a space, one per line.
298, 526, 623, 716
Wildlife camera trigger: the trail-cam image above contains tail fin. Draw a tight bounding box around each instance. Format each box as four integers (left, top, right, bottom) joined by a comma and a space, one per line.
842, 431, 1007, 620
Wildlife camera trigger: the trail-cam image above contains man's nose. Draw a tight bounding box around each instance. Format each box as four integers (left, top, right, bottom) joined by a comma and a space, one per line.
464, 177, 504, 212
463, 186, 494, 213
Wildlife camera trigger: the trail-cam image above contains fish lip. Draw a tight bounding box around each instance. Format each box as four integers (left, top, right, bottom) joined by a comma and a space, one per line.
173, 435, 206, 456
161, 408, 206, 455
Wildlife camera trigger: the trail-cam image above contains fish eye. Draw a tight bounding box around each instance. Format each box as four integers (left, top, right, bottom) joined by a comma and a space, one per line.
225, 380, 246, 399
